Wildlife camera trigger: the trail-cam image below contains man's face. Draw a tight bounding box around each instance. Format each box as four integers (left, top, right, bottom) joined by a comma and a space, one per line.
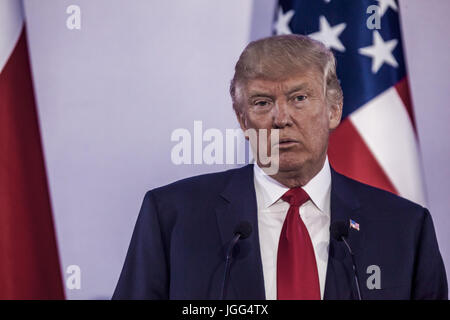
237, 69, 342, 174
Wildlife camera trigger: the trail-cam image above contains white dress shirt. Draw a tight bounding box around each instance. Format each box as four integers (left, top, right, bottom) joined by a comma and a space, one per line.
253, 157, 331, 300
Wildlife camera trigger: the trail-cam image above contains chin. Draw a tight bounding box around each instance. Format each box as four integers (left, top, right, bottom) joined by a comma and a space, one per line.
277, 162, 304, 172
276, 153, 307, 172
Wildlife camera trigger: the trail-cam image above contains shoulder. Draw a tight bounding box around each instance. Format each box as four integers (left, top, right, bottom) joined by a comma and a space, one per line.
332, 169, 427, 223
145, 164, 253, 204
138, 165, 253, 229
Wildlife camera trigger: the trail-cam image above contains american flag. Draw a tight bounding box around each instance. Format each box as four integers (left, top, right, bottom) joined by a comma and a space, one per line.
274, 0, 425, 206
350, 219, 360, 231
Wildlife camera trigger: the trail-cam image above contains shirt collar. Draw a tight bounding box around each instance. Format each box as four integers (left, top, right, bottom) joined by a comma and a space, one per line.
253, 156, 331, 213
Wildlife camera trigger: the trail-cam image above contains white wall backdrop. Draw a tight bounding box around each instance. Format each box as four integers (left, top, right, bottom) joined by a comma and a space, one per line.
22, 0, 450, 299
398, 0, 450, 289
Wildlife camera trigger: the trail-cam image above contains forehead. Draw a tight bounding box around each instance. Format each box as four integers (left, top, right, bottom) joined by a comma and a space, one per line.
244, 70, 323, 95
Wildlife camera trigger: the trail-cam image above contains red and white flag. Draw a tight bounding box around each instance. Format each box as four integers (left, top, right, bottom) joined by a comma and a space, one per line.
0, 0, 64, 299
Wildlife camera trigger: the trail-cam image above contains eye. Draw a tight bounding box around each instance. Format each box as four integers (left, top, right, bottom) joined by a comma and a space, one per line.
254, 100, 270, 107
294, 95, 307, 102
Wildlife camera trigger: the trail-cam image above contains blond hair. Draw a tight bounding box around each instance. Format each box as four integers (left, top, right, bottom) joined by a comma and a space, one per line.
230, 34, 343, 113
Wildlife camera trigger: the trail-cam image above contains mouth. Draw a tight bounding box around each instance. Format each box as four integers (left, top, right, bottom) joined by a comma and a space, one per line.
273, 138, 299, 149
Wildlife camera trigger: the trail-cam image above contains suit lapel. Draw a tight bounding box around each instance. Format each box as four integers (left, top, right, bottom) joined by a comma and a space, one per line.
215, 164, 266, 299
324, 168, 365, 300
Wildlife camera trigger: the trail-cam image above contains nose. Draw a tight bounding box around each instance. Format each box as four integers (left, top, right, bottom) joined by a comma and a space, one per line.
273, 100, 292, 128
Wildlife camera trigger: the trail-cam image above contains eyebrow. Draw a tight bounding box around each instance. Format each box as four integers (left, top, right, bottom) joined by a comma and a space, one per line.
248, 92, 275, 100
286, 84, 311, 96
248, 83, 311, 100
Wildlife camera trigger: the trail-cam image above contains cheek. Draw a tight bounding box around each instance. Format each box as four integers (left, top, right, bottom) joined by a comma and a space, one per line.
301, 106, 330, 144
245, 111, 273, 129
242, 112, 274, 148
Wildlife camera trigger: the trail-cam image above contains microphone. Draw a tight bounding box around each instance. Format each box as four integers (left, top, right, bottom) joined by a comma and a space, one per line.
330, 221, 362, 300
220, 221, 253, 300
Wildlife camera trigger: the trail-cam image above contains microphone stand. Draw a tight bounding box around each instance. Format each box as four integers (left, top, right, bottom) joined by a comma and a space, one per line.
220, 233, 242, 300
341, 236, 362, 300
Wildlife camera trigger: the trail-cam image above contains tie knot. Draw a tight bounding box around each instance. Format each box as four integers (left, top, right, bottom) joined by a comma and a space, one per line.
281, 187, 310, 207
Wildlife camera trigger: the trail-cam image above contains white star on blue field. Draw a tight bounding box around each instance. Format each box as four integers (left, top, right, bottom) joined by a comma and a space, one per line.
273, 0, 405, 119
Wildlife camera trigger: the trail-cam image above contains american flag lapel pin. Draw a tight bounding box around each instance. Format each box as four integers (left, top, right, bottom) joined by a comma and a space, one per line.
350, 219, 360, 231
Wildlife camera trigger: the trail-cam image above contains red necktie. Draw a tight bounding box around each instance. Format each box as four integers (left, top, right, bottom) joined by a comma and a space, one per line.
277, 187, 320, 300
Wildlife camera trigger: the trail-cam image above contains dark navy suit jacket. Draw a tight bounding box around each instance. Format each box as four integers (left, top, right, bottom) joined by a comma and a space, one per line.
113, 164, 448, 299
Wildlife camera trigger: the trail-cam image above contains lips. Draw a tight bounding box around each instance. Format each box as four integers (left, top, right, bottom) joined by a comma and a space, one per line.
279, 138, 298, 144
273, 138, 299, 148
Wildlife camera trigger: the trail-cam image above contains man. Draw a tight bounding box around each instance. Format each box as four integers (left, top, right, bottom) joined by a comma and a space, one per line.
113, 35, 447, 300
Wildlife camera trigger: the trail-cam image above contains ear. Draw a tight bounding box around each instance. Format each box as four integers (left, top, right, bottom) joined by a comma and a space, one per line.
328, 99, 342, 131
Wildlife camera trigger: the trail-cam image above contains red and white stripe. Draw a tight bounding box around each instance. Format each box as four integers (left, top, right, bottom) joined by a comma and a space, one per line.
0, 0, 65, 299
329, 77, 425, 206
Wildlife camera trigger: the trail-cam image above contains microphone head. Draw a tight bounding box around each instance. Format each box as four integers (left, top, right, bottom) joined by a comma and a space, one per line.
234, 221, 252, 240
330, 221, 349, 241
